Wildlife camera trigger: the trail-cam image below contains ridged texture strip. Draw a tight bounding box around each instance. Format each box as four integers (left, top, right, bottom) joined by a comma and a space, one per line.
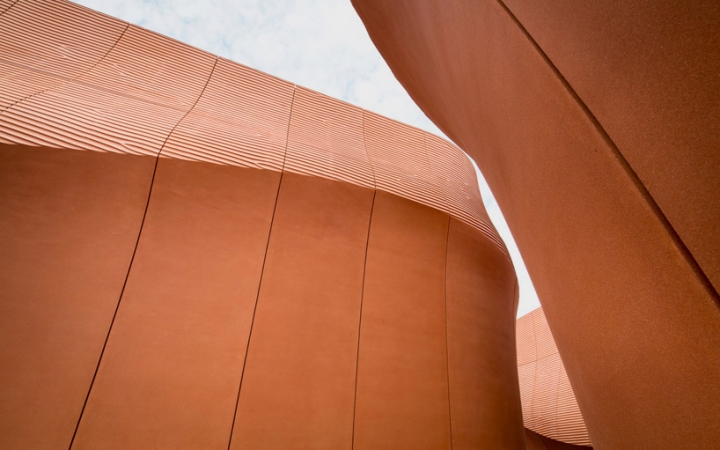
0, 0, 17, 16
364, 110, 445, 211
516, 308, 591, 446
425, 133, 503, 249
163, 58, 294, 171
285, 87, 374, 187
0, 16, 216, 156
0, 0, 126, 110
0, 0, 501, 242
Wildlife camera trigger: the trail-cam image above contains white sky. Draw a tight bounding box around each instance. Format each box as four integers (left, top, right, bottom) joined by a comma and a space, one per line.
76, 0, 541, 317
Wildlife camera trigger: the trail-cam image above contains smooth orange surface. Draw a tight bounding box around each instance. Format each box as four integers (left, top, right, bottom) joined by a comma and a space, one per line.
352, 1, 720, 448
72, 159, 280, 449
230, 173, 373, 449
353, 191, 452, 450
0, 144, 154, 449
501, 0, 720, 293
446, 219, 525, 449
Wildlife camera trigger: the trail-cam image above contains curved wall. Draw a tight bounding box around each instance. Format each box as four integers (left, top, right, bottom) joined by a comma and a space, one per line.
351, 1, 720, 449
524, 429, 592, 450
516, 309, 590, 446
0, 2, 523, 449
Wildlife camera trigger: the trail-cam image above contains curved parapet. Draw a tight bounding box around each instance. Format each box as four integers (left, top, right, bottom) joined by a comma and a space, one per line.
0, 0, 504, 253
517, 308, 591, 446
0, 1, 523, 449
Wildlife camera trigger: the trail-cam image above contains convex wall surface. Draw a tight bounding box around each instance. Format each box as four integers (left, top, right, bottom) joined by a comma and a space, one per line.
0, 1, 525, 449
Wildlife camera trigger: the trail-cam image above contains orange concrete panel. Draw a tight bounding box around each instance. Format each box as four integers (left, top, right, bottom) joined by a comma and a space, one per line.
285, 87, 374, 188
532, 308, 557, 360
230, 173, 373, 450
352, 1, 720, 448
502, 0, 720, 293
0, 5, 533, 449
531, 352, 562, 439
77, 25, 214, 110
0, 23, 215, 156
363, 110, 445, 212
0, 82, 185, 155
555, 364, 588, 445
0, 62, 65, 111
163, 58, 294, 170
0, 1, 126, 109
353, 191, 450, 450
516, 313, 536, 366
445, 218, 525, 449
425, 134, 505, 252
71, 159, 280, 450
516, 308, 590, 446
0, 143, 154, 449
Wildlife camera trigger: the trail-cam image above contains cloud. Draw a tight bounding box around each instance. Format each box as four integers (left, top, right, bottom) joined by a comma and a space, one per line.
75, 0, 442, 135
76, 0, 541, 317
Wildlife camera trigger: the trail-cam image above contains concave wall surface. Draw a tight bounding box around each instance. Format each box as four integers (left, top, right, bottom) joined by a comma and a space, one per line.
351, 1, 720, 449
0, 1, 525, 449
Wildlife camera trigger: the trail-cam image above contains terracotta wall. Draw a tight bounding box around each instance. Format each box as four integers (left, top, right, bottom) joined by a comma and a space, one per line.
516, 309, 590, 446
351, 1, 720, 449
524, 429, 592, 450
0, 2, 524, 449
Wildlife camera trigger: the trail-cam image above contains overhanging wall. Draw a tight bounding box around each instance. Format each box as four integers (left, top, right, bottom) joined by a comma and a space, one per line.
351, 1, 720, 449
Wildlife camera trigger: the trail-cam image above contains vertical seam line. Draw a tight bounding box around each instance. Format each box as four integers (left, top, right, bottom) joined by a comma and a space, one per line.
67, 56, 218, 450
494, 0, 719, 304
225, 84, 296, 450
444, 217, 454, 450
351, 189, 376, 450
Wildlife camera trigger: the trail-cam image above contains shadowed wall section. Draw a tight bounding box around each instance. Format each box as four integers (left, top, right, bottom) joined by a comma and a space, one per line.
351, 1, 720, 449
524, 429, 591, 450
0, 2, 524, 449
446, 219, 525, 449
516, 309, 591, 446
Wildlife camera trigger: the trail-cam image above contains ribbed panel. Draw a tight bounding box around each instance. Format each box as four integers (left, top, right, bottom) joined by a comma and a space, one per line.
77, 25, 215, 110
0, 82, 185, 155
0, 0, 125, 109
516, 313, 536, 365
518, 361, 536, 426
163, 58, 294, 171
0, 18, 216, 156
532, 308, 557, 360
0, 61, 64, 111
424, 133, 506, 254
531, 353, 562, 438
0, 0, 501, 241
364, 110, 446, 208
555, 363, 589, 444
516, 308, 592, 446
0, 0, 16, 16
284, 87, 374, 187
0, 0, 125, 78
